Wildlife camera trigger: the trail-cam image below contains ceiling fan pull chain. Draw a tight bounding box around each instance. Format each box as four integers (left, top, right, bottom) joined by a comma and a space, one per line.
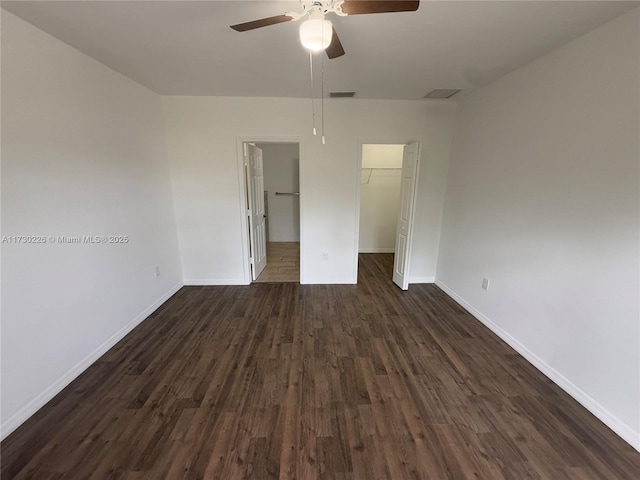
321, 27, 326, 145
309, 52, 317, 135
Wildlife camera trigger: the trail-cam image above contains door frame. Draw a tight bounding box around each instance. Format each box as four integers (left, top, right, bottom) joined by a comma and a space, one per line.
353, 138, 422, 284
236, 136, 304, 284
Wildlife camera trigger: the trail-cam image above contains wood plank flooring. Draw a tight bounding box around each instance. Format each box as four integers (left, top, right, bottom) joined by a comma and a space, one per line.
254, 242, 300, 283
2, 254, 640, 479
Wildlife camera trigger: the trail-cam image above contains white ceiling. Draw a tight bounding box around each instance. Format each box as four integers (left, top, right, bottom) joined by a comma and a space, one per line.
2, 0, 637, 99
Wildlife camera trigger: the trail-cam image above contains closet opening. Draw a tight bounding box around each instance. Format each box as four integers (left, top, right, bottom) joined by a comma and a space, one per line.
355, 142, 421, 290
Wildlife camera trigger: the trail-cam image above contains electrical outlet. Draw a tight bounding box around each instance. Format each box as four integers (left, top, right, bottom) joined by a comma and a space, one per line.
482, 277, 490, 291
321, 252, 329, 261
155, 265, 161, 278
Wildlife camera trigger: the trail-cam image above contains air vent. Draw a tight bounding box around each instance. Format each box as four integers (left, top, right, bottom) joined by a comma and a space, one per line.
423, 89, 461, 99
330, 91, 356, 98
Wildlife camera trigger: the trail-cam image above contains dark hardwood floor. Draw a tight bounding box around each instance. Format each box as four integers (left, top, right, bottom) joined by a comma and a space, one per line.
2, 254, 639, 479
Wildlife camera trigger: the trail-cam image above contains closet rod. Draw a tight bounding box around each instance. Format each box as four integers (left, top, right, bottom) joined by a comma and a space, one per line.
275, 192, 300, 196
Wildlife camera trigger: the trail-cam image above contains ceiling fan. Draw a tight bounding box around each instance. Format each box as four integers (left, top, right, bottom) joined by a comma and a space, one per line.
230, 1, 420, 59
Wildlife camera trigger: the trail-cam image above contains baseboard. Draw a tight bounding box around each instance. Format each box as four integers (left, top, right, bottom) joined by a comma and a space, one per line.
434, 279, 640, 453
300, 278, 356, 285
0, 281, 184, 441
184, 279, 249, 286
358, 248, 395, 253
409, 276, 435, 283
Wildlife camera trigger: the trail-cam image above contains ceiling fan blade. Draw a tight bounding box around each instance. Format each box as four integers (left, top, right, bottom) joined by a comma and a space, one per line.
326, 27, 345, 59
341, 0, 419, 15
230, 14, 293, 32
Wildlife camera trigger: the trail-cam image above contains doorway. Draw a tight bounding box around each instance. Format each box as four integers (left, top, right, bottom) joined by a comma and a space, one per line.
356, 142, 421, 290
242, 141, 301, 283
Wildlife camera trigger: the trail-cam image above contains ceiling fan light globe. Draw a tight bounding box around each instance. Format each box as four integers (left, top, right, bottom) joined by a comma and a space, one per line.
299, 18, 333, 52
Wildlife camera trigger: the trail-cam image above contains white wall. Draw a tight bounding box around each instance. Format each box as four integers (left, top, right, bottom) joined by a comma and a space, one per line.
361, 144, 404, 169
162, 97, 456, 285
1, 12, 182, 438
437, 9, 640, 450
359, 145, 403, 253
256, 143, 300, 243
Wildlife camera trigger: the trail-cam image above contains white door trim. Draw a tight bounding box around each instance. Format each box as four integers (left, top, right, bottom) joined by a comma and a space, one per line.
236, 136, 304, 284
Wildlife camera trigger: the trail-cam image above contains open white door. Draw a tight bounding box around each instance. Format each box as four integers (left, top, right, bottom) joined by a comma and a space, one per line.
245, 143, 267, 280
393, 142, 421, 290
